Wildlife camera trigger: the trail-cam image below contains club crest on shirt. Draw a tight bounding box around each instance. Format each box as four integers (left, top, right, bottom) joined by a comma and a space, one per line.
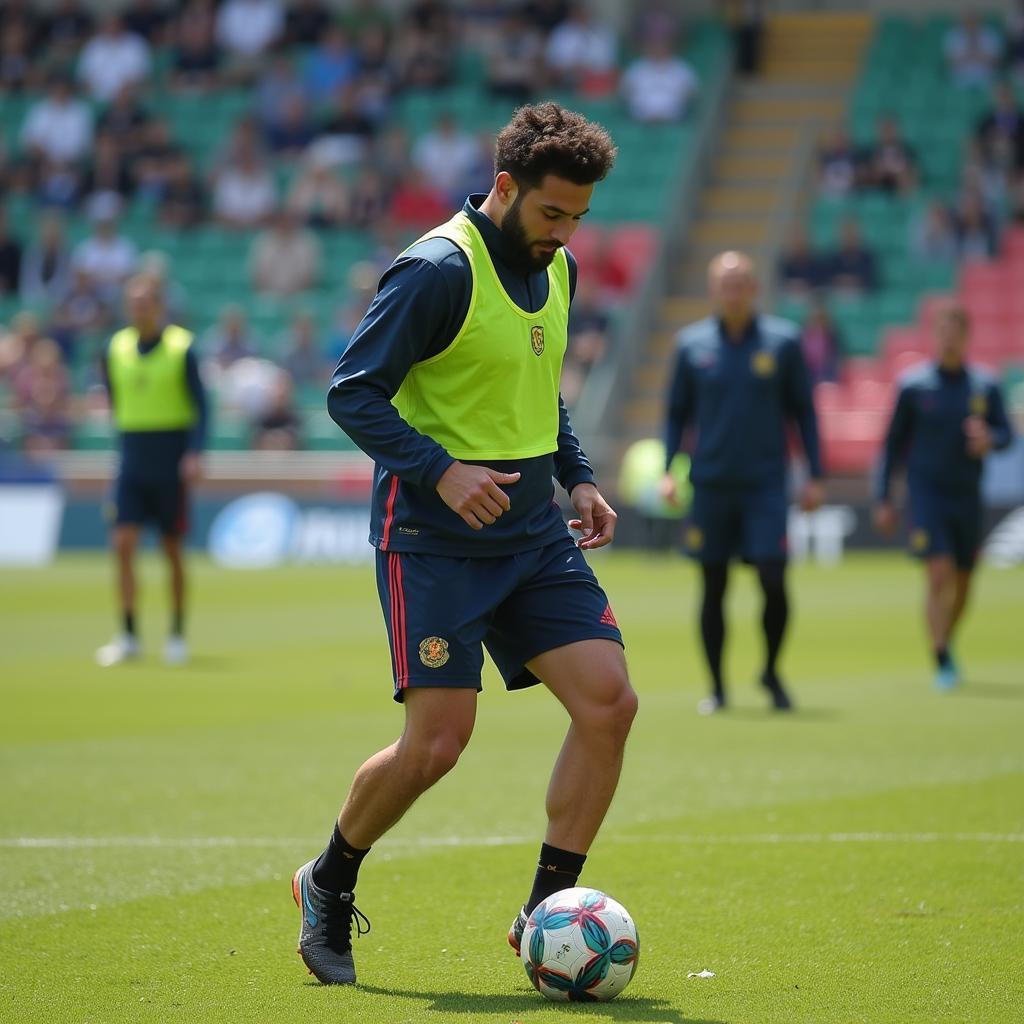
970, 393, 988, 416
686, 526, 704, 550
752, 350, 776, 377
530, 325, 545, 356
419, 636, 450, 668
910, 528, 929, 552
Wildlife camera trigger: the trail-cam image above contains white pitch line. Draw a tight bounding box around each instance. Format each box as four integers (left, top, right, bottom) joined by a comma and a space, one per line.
1, 832, 1022, 850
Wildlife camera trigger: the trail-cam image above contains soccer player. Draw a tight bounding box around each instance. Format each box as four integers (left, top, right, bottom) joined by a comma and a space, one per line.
293, 103, 635, 986
660, 252, 824, 714
873, 299, 1013, 689
95, 273, 207, 667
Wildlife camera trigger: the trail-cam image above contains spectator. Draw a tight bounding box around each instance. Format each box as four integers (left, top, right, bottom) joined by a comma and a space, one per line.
249, 209, 321, 296
0, 19, 34, 94
171, 0, 221, 91
280, 312, 327, 386
545, 3, 617, 95
287, 150, 349, 228
266, 94, 316, 155
326, 260, 379, 361
20, 213, 71, 304
1010, 169, 1024, 222
158, 153, 207, 229
14, 337, 71, 454
252, 370, 302, 450
561, 277, 609, 406
20, 76, 93, 166
304, 26, 360, 106
412, 114, 482, 203
827, 219, 878, 293
315, 84, 376, 166
461, 0, 508, 53
212, 150, 277, 229
799, 299, 843, 385
522, 0, 571, 35
202, 304, 257, 373
0, 311, 45, 384
910, 201, 958, 263
817, 125, 859, 196
389, 168, 449, 231
953, 189, 999, 261
210, 116, 268, 177
215, 0, 283, 62
621, 37, 699, 123
354, 25, 397, 122
485, 9, 545, 101
121, 0, 172, 47
944, 12, 1001, 89
257, 53, 305, 133
347, 167, 390, 231
50, 267, 110, 355
394, 8, 453, 91
71, 195, 138, 304
863, 117, 918, 193
777, 227, 828, 295
133, 119, 183, 202
961, 139, 1008, 215
97, 83, 151, 159
1006, 1, 1024, 83
976, 82, 1024, 173
0, 207, 22, 295
44, 0, 94, 55
285, 0, 330, 47
77, 15, 151, 102
80, 130, 135, 207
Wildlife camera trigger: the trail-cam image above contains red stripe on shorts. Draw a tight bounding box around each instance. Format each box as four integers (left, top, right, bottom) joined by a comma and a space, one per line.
392, 552, 408, 688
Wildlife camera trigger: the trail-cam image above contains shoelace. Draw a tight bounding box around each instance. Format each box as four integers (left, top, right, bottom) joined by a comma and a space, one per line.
324, 895, 372, 953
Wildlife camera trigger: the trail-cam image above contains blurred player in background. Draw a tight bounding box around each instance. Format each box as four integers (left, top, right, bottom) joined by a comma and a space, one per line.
661, 252, 824, 714
292, 103, 635, 987
95, 274, 207, 667
873, 299, 1013, 689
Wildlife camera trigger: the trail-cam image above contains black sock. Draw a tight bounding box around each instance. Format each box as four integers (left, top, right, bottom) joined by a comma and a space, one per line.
123, 611, 136, 637
758, 562, 789, 681
311, 824, 370, 894
935, 647, 951, 670
172, 610, 184, 638
700, 563, 728, 699
526, 843, 587, 914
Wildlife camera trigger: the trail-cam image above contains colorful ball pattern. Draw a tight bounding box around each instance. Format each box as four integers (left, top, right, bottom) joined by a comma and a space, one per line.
521, 887, 639, 1002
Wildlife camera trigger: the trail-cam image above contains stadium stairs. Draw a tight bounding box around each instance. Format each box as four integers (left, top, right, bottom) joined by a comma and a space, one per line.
616, 13, 872, 459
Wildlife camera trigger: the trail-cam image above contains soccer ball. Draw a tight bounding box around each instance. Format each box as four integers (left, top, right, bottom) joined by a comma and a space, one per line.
521, 887, 639, 1002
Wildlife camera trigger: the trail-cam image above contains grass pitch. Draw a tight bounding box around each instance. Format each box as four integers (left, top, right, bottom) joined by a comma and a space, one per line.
1, 551, 1022, 1024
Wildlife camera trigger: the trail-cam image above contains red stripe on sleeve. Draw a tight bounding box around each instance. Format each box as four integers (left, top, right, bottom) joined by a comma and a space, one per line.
380, 475, 400, 550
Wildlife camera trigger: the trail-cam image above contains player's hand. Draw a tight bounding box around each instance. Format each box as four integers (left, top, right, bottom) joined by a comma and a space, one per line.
569, 483, 617, 550
436, 462, 520, 530
180, 452, 203, 484
799, 479, 825, 512
658, 471, 680, 506
964, 416, 993, 459
873, 501, 897, 537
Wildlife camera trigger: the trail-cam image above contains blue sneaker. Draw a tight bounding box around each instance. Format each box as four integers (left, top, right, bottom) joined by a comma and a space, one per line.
291, 859, 370, 985
934, 663, 960, 691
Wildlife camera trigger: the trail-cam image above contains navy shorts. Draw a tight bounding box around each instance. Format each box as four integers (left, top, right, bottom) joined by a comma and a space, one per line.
685, 483, 788, 564
113, 475, 189, 537
374, 534, 624, 702
908, 484, 982, 570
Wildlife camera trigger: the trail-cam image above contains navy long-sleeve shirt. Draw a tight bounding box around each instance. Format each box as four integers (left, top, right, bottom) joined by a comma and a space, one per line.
664, 314, 823, 487
876, 362, 1013, 500
104, 331, 208, 482
328, 194, 595, 555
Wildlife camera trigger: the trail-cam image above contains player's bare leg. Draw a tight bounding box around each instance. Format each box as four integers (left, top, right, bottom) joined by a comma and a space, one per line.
161, 534, 188, 664
97, 525, 141, 666
338, 687, 477, 848
508, 639, 636, 954
925, 555, 959, 689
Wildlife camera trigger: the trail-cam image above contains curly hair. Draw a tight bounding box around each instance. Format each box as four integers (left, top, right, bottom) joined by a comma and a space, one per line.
494, 102, 617, 191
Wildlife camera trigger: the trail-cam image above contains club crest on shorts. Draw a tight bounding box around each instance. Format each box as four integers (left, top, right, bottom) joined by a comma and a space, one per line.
530, 325, 545, 356
419, 636, 450, 668
910, 528, 929, 552
686, 526, 704, 550
752, 350, 776, 376
970, 393, 988, 416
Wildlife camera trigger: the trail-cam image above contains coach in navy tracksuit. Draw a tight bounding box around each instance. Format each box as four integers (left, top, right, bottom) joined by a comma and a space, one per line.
661, 251, 824, 713
874, 298, 1013, 690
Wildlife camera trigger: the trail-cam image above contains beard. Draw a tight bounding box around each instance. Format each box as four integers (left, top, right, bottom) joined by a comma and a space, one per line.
501, 194, 560, 274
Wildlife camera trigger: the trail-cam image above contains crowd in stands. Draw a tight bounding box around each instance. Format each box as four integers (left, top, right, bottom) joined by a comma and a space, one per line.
0, 0, 703, 454
779, 9, 1024, 384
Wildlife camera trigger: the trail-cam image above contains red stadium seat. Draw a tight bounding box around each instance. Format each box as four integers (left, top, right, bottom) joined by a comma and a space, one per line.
1001, 227, 1024, 262
607, 224, 657, 291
